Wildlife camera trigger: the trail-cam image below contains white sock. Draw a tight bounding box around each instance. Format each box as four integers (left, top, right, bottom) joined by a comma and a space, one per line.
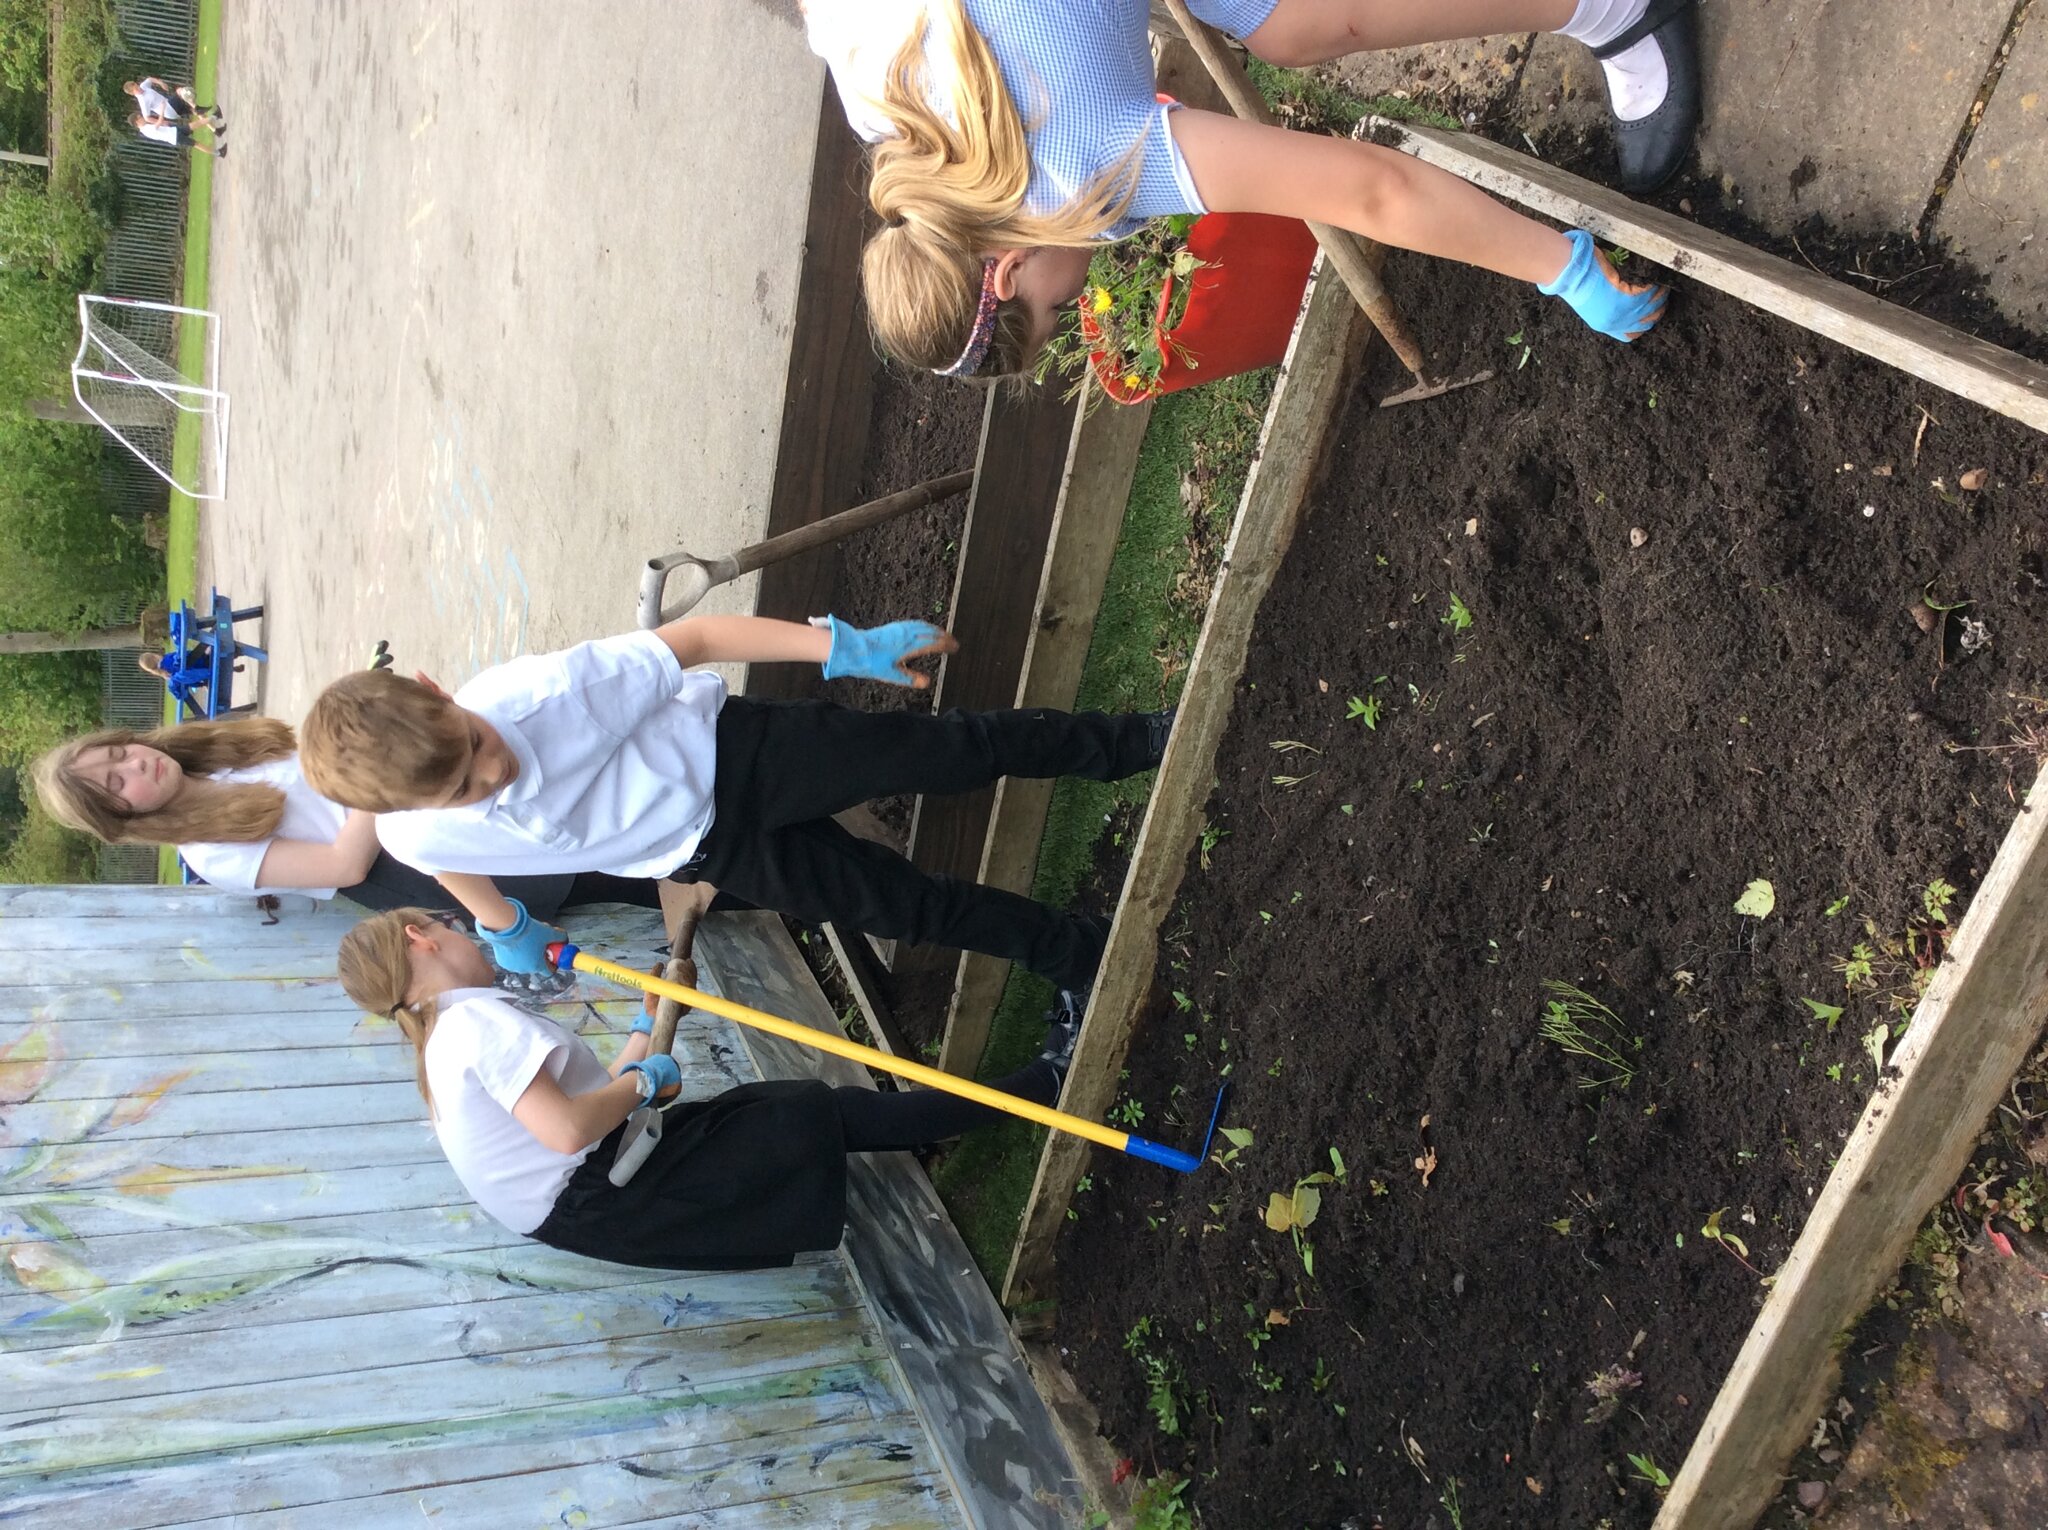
1558, 0, 1670, 124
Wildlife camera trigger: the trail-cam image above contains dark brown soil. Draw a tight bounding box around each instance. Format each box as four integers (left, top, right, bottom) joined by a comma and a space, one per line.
1052, 247, 2048, 1528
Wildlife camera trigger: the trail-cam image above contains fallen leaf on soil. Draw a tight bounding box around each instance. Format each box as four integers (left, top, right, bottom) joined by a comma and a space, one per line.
1465, 518, 1478, 537
1266, 1308, 1290, 1327
1112, 1458, 1136, 1486
1873, 464, 1893, 476
1960, 467, 1988, 491
1525, 1478, 1544, 1496
1415, 1146, 1438, 1187
1734, 879, 1776, 918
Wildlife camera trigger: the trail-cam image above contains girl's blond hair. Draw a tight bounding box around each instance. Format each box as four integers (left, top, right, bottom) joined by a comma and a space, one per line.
337, 907, 443, 1106
32, 717, 298, 847
860, 0, 1142, 376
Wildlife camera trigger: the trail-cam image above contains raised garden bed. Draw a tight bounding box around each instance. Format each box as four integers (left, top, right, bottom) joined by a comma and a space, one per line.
1047, 235, 2048, 1528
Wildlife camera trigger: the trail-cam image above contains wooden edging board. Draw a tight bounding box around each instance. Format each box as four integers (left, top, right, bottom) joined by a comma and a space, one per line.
1372, 117, 2048, 438
1002, 256, 1372, 1304
937, 386, 1156, 1076
1656, 773, 2048, 1529
695, 911, 1082, 1530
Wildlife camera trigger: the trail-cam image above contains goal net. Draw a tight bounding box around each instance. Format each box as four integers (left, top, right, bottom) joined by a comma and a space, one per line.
70, 295, 230, 500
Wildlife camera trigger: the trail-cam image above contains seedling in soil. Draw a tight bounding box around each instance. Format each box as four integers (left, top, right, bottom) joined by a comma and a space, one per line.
1126, 1474, 1194, 1530
1924, 877, 1958, 924
1346, 694, 1382, 729
1825, 893, 1852, 917
1443, 593, 1474, 633
1271, 771, 1317, 789
1198, 822, 1227, 870
1628, 1452, 1673, 1492
1328, 1146, 1347, 1182
1504, 328, 1532, 370
1213, 1125, 1253, 1169
1838, 941, 1877, 990
1441, 1477, 1465, 1529
1864, 1022, 1891, 1072
1700, 1207, 1759, 1273
1110, 1098, 1146, 1128
1539, 980, 1640, 1093
1265, 1168, 1337, 1275
1469, 822, 1495, 846
1801, 997, 1845, 1030
1122, 1318, 1187, 1437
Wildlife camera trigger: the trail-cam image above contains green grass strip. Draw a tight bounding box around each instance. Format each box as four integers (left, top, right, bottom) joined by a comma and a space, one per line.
932, 372, 1273, 1279
158, 0, 222, 882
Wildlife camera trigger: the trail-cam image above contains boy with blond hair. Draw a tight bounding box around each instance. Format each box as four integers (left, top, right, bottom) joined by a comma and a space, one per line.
301, 611, 1171, 1010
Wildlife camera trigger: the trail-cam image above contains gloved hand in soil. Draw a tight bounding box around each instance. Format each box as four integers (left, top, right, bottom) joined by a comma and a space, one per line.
477, 897, 567, 976
814, 614, 957, 689
1541, 229, 1668, 342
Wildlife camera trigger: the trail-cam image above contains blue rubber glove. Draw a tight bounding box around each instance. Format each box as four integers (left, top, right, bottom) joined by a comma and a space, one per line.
1541, 229, 1668, 342
817, 615, 951, 687
621, 1053, 682, 1104
477, 898, 566, 977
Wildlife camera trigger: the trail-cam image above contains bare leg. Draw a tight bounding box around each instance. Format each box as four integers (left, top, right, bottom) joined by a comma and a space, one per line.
1244, 0, 1576, 67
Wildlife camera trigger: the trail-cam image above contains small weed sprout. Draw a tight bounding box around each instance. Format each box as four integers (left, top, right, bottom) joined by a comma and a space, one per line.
1198, 822, 1227, 870
1346, 695, 1382, 729
1122, 1318, 1188, 1437
1923, 877, 1958, 925
1127, 1475, 1194, 1530
1538, 980, 1639, 1092
1440, 1477, 1465, 1530
1264, 1168, 1337, 1276
1443, 593, 1475, 633
1628, 1452, 1672, 1492
1213, 1125, 1253, 1169
1700, 1207, 1759, 1273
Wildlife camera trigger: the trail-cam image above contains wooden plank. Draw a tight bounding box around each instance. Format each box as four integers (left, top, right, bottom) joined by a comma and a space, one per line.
0, 1313, 883, 1474
695, 913, 1085, 1529
892, 382, 1082, 994
6, 1273, 868, 1412
822, 919, 914, 1057
1377, 117, 2048, 436
1003, 259, 1371, 1304
169, 1426, 952, 1530
6, 1359, 903, 1521
0, 1161, 471, 1236
938, 384, 1154, 1076
747, 83, 880, 700
1656, 776, 2048, 1529
8, 1118, 442, 1183
0, 1242, 852, 1354
0, 885, 321, 917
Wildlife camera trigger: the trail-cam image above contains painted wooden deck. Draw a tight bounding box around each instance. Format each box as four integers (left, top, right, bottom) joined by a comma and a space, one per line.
0, 888, 1076, 1527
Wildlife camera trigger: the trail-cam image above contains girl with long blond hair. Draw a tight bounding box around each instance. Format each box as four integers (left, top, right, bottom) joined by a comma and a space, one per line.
806, 0, 1693, 379
338, 908, 1079, 1269
32, 716, 661, 917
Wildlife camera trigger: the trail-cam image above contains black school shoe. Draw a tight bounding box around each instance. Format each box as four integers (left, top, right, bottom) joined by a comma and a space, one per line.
1142, 706, 1177, 770
1039, 986, 1088, 1082
1594, 0, 1702, 194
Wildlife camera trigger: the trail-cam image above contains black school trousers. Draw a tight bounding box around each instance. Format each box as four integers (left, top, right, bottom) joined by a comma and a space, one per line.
685, 697, 1155, 992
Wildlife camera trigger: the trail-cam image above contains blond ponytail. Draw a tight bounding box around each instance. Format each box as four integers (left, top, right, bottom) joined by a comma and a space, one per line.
32, 716, 298, 847
861, 0, 1144, 376
338, 908, 442, 1107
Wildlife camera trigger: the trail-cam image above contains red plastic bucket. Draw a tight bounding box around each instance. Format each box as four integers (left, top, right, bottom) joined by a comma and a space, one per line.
1081, 212, 1321, 405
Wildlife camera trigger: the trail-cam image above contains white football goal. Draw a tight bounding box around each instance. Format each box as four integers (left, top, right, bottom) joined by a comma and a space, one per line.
70, 295, 230, 500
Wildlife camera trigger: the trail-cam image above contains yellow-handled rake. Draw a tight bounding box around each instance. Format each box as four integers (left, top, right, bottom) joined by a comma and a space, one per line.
549, 942, 1227, 1173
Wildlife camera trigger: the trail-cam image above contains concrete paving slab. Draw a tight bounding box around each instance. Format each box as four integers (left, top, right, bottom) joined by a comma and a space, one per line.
1318, 32, 1532, 122
1935, 12, 2048, 331
1690, 0, 2010, 235
202, 0, 820, 718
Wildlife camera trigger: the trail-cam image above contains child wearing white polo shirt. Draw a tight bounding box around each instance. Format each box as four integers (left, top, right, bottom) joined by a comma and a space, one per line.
301, 611, 1171, 1007
338, 907, 1079, 1269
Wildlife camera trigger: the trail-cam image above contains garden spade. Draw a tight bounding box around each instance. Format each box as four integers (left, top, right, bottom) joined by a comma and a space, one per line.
1159, 0, 1495, 408
638, 471, 973, 629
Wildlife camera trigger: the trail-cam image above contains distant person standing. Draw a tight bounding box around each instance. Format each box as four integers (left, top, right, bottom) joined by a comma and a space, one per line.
125, 76, 227, 157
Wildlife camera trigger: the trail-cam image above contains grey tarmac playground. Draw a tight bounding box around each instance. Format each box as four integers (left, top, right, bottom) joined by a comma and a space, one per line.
200, 0, 819, 712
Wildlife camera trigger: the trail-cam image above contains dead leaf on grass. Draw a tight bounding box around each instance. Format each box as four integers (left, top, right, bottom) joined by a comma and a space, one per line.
1415, 1145, 1438, 1188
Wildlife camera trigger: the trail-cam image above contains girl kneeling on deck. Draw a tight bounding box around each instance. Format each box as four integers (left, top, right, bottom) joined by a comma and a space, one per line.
338, 909, 1077, 1271
806, 0, 1690, 380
